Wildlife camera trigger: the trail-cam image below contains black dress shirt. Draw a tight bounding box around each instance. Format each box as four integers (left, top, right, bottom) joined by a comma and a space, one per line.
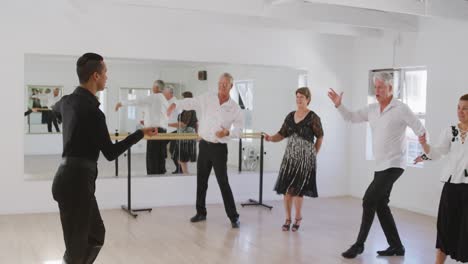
53, 87, 143, 162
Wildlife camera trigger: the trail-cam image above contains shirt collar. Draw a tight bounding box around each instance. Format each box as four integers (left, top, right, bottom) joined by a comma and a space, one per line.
216, 94, 233, 107
380, 96, 398, 114
73, 86, 100, 107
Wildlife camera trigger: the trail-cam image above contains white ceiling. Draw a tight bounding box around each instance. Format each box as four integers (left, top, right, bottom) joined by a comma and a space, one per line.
302, 0, 468, 19
69, 0, 468, 36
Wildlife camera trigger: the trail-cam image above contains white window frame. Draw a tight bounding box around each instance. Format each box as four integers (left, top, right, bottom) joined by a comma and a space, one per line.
231, 80, 254, 142
298, 73, 308, 88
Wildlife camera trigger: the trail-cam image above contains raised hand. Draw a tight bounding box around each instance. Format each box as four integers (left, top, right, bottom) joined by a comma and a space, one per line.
413, 156, 424, 164
327, 88, 343, 107
115, 102, 122, 112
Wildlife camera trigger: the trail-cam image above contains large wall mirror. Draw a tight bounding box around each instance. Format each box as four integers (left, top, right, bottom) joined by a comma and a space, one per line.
24, 53, 306, 180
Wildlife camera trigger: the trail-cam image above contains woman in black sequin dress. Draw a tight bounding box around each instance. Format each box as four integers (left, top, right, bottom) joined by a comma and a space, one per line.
265, 87, 324, 232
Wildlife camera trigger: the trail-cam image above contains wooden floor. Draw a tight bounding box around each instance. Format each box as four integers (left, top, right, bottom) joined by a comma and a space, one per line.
0, 197, 456, 264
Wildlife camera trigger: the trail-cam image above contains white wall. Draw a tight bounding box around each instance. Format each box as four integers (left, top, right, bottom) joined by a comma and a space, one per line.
0, 0, 353, 214
348, 18, 468, 216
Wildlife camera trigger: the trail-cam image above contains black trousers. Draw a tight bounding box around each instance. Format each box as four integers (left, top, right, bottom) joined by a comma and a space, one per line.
47, 110, 60, 132
355, 167, 404, 247
169, 131, 182, 172
146, 127, 167, 175
52, 158, 105, 264
196, 140, 239, 220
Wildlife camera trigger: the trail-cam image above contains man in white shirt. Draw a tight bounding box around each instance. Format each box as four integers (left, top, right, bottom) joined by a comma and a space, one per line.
168, 73, 244, 228
328, 72, 426, 259
163, 86, 182, 174
164, 87, 178, 133
115, 80, 169, 174
32, 87, 62, 132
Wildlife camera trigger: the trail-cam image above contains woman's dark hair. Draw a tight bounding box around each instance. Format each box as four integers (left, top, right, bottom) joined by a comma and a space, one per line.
182, 91, 193, 98
296, 87, 311, 105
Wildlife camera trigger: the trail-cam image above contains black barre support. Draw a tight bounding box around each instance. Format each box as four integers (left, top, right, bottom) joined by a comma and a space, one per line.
241, 134, 273, 210
121, 147, 152, 218
238, 138, 242, 172
115, 130, 119, 177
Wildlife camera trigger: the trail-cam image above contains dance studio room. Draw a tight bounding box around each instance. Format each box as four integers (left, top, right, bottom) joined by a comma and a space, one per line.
1, 0, 468, 263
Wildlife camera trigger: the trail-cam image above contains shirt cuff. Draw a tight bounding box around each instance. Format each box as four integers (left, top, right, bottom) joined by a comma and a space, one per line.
421, 153, 432, 161
130, 129, 144, 144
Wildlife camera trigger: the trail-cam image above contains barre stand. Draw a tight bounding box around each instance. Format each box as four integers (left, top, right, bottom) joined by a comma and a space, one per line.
113, 133, 199, 218
241, 133, 273, 210
121, 147, 152, 218
114, 130, 119, 177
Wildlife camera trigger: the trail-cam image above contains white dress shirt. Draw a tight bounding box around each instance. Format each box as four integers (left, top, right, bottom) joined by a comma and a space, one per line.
175, 93, 244, 144
423, 126, 468, 184
122, 93, 169, 129
32, 93, 60, 108
337, 98, 426, 171
48, 95, 61, 108
166, 96, 179, 133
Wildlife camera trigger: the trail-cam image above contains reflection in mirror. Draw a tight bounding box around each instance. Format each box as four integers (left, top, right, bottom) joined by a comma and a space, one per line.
24, 53, 306, 181
25, 85, 63, 134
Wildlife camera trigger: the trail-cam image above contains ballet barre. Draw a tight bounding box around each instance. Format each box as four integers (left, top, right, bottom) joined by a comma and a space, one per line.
110, 131, 272, 218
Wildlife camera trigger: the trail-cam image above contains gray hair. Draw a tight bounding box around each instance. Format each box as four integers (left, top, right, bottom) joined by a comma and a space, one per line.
372, 72, 393, 87
220, 72, 234, 84
153, 79, 165, 89
164, 86, 174, 95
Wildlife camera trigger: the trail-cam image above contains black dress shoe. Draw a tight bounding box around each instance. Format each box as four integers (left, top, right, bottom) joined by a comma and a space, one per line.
342, 244, 364, 259
190, 214, 206, 223
231, 218, 240, 228
377, 246, 405, 256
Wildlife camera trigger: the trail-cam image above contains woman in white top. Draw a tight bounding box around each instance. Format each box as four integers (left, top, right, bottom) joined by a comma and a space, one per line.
415, 94, 468, 264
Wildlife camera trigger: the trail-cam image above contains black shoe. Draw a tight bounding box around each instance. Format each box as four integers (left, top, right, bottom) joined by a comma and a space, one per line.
291, 217, 302, 232
190, 214, 206, 223
231, 218, 240, 228
377, 246, 405, 256
342, 244, 364, 259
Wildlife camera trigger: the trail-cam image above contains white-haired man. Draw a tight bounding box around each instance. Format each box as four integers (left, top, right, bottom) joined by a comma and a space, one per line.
116, 79, 169, 174
163, 86, 183, 174
328, 72, 426, 259
167, 73, 243, 228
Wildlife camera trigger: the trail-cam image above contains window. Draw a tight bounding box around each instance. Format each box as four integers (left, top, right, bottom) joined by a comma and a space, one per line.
231, 80, 254, 141
402, 69, 427, 167
127, 89, 137, 120
119, 88, 151, 133
231, 80, 253, 110
298, 73, 308, 87
96, 89, 107, 114
366, 67, 427, 167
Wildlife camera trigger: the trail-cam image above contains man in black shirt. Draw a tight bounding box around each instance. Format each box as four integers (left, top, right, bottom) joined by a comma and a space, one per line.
52, 53, 156, 264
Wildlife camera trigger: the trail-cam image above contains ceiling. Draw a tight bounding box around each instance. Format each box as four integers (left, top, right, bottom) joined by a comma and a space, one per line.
68, 0, 468, 36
